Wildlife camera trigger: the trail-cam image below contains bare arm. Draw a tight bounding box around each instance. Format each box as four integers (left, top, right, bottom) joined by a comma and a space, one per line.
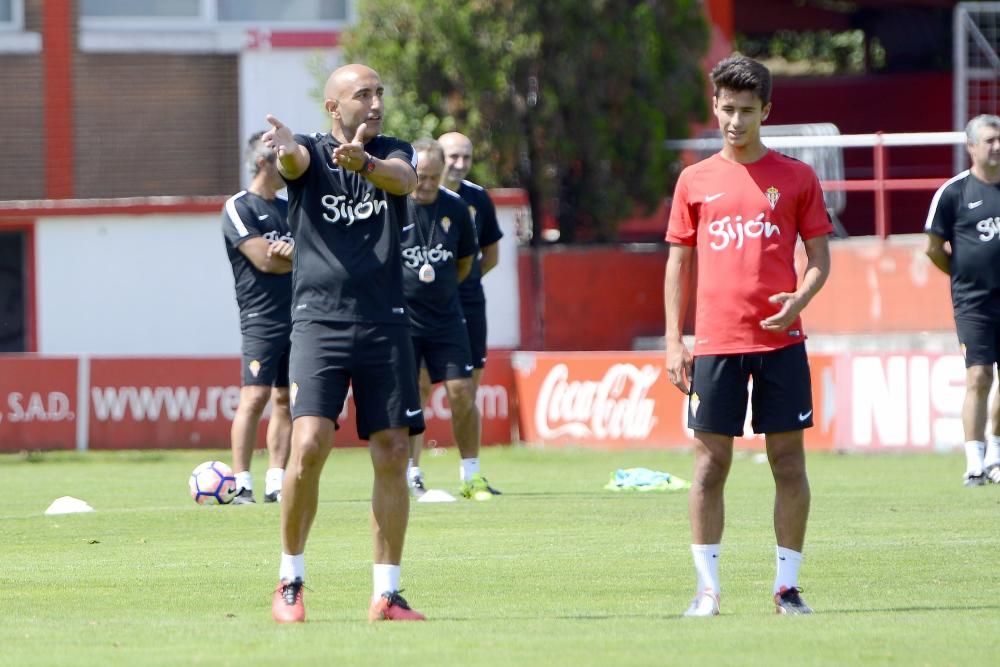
760, 234, 831, 331
479, 242, 499, 275
237, 237, 293, 274
925, 232, 951, 275
664, 244, 695, 394
456, 255, 474, 284
262, 115, 310, 181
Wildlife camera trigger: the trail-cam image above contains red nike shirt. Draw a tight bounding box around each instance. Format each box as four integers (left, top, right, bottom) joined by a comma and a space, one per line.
666, 151, 832, 356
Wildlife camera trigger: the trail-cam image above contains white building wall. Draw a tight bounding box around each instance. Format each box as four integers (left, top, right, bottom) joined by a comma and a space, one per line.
239, 49, 341, 188
482, 207, 523, 349
35, 214, 242, 355
33, 208, 521, 355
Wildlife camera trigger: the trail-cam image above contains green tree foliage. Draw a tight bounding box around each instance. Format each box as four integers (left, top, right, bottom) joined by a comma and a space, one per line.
735, 30, 886, 75
341, 0, 709, 243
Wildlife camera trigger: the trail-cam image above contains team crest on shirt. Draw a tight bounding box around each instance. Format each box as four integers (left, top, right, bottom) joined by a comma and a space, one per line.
689, 392, 700, 417
765, 186, 781, 210
248, 359, 261, 378
440, 216, 451, 233
290, 382, 298, 406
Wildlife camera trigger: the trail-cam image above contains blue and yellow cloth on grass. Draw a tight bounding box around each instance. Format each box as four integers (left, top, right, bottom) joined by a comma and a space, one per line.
604, 467, 691, 492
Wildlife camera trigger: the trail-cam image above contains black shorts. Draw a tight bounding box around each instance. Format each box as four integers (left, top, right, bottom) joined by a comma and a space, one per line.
956, 315, 1000, 368
688, 342, 813, 437
288, 320, 425, 440
461, 301, 488, 369
412, 323, 474, 384
241, 324, 291, 387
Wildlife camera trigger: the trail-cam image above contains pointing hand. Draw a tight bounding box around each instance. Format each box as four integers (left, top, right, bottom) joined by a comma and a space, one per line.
333, 123, 369, 172
263, 115, 297, 159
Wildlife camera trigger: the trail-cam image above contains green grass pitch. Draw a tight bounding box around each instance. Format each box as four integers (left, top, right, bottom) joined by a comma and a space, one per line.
2, 446, 997, 666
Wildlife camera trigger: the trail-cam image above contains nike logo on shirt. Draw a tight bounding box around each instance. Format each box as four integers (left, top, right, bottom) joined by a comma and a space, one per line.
257, 214, 269, 220
402, 223, 415, 231
798, 410, 813, 421
968, 200, 984, 209
704, 192, 726, 203
405, 408, 423, 417
464, 364, 474, 372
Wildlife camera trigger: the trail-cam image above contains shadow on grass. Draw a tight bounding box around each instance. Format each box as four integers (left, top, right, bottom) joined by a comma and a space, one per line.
2, 450, 169, 464
822, 604, 1000, 614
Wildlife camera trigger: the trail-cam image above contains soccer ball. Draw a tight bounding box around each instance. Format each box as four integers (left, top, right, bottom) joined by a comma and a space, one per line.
188, 460, 237, 505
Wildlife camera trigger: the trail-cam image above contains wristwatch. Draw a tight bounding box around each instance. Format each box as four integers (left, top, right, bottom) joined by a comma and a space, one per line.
362, 153, 377, 175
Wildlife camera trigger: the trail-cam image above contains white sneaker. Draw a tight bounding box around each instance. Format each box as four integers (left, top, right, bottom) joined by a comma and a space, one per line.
683, 589, 720, 617
985, 463, 1000, 484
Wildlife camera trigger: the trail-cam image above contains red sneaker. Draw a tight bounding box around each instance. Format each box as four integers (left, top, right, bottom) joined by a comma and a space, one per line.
368, 590, 426, 621
272, 579, 305, 623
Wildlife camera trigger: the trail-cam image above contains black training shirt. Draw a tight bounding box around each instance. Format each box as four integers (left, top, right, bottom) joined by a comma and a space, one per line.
400, 187, 478, 334
925, 170, 1000, 319
221, 191, 292, 328
282, 132, 416, 325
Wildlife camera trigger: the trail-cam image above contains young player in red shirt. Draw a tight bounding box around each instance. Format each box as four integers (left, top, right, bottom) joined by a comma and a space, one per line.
664, 55, 832, 617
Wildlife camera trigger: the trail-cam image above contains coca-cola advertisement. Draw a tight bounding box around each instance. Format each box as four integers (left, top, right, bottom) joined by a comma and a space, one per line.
512, 351, 837, 450
513, 352, 681, 448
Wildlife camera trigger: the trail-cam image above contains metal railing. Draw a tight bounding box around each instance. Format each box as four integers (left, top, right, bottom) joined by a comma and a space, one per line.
666, 131, 967, 238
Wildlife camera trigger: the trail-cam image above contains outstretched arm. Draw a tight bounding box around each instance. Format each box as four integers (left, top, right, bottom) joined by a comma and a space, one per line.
262, 115, 310, 180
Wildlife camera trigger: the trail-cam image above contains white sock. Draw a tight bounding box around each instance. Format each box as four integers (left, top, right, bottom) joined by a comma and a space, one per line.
460, 457, 480, 482
373, 563, 401, 599
965, 440, 986, 474
279, 552, 304, 582
690, 544, 721, 594
774, 546, 803, 594
265, 467, 284, 495
985, 435, 1000, 468
235, 471, 253, 492
408, 463, 422, 482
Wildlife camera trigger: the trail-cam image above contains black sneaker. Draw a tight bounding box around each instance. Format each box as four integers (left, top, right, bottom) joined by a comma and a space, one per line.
964, 471, 986, 487
409, 475, 427, 498
263, 490, 281, 503
774, 586, 813, 615
232, 488, 256, 504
